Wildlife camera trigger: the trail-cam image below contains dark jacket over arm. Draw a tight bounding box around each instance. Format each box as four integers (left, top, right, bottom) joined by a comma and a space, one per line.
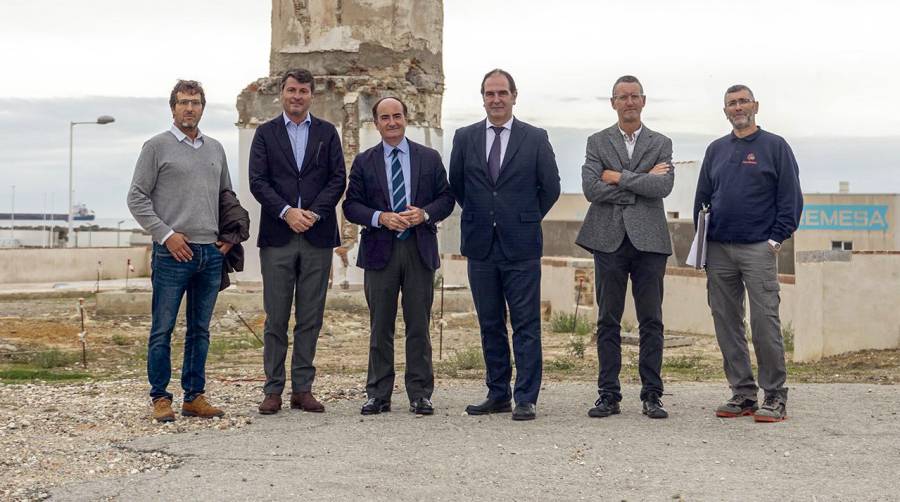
218, 189, 251, 291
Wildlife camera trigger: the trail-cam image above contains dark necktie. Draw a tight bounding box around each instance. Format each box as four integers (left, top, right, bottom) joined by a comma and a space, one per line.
488, 126, 504, 183
390, 148, 410, 240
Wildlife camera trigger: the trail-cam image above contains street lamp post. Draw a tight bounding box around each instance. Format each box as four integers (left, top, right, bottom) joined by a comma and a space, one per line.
68, 115, 115, 247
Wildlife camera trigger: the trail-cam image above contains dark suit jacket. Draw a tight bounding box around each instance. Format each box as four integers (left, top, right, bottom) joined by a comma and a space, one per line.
342, 139, 455, 271
217, 189, 250, 291
448, 118, 561, 261
248, 114, 346, 248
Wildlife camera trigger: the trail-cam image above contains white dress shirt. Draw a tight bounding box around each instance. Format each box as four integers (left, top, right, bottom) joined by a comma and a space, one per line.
485, 117, 514, 165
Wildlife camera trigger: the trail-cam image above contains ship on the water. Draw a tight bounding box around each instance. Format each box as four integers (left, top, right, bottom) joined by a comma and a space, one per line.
0, 203, 95, 221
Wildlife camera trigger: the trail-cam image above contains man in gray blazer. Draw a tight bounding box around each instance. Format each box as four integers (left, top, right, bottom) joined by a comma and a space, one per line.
575, 75, 674, 420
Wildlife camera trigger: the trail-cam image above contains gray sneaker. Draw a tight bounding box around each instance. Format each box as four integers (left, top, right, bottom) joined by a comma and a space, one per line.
754, 395, 787, 422
715, 395, 758, 418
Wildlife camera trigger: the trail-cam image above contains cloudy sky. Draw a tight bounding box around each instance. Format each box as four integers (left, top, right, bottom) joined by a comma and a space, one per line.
1, 0, 899, 219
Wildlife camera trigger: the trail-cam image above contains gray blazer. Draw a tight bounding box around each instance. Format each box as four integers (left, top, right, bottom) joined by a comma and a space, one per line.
575, 123, 674, 255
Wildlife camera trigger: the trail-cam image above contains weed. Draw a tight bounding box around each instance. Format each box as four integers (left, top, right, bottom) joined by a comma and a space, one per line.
435, 346, 484, 377
547, 357, 578, 371
111, 334, 131, 346
29, 349, 79, 369
782, 322, 795, 352
0, 368, 91, 382
566, 333, 587, 359
621, 320, 635, 333
550, 312, 593, 337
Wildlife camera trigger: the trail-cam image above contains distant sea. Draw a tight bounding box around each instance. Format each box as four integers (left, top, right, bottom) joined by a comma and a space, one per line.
0, 217, 143, 230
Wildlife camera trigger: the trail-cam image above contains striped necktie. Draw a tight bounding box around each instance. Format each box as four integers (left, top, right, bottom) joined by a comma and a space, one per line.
390, 148, 410, 240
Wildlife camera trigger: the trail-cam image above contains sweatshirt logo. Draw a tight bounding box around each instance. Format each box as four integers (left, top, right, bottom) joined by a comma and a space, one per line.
742, 152, 757, 165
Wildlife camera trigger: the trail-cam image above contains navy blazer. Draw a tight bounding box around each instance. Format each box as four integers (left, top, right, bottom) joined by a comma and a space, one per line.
342, 139, 455, 271
248, 114, 346, 248
448, 118, 561, 261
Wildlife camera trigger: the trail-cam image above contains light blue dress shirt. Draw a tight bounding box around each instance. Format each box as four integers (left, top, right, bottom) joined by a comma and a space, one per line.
279, 112, 312, 219
372, 138, 412, 228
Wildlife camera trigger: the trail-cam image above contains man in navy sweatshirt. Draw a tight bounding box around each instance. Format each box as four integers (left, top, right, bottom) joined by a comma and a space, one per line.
693, 84, 803, 423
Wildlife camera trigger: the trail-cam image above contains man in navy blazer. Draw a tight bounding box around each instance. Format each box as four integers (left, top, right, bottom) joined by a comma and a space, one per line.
449, 69, 561, 421
343, 97, 454, 416
249, 69, 346, 415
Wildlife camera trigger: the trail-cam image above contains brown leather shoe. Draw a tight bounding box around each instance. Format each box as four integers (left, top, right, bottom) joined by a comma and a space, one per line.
291, 391, 325, 412
151, 397, 175, 423
181, 395, 225, 418
258, 393, 282, 415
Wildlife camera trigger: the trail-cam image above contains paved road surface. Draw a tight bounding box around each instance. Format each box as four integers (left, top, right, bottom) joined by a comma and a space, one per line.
54, 382, 900, 501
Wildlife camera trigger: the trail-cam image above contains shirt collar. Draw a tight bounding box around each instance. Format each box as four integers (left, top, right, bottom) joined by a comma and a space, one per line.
169, 124, 203, 143
383, 137, 410, 156
485, 117, 514, 131
730, 126, 763, 142
618, 124, 643, 142
283, 111, 312, 127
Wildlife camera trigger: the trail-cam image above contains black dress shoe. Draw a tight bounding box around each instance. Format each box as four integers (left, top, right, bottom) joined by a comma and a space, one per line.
642, 393, 669, 419
511, 402, 536, 421
360, 397, 391, 415
409, 397, 434, 415
465, 397, 512, 415
588, 395, 621, 418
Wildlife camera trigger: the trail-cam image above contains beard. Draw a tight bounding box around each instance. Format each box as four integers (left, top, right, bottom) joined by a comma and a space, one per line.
729, 113, 754, 130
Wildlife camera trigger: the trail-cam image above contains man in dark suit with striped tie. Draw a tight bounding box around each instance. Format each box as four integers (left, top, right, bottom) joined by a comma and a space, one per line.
342, 97, 455, 415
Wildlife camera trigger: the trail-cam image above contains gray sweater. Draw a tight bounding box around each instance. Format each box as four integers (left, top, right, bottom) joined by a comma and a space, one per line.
127, 131, 232, 244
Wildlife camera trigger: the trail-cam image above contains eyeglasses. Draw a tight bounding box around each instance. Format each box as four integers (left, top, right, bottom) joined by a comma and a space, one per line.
725, 98, 754, 108
176, 99, 203, 107
613, 94, 644, 102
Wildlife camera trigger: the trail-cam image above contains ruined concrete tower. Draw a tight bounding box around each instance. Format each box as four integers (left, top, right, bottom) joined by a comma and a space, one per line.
236, 0, 445, 284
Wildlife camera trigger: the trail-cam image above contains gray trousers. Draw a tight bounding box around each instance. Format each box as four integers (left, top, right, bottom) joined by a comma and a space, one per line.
706, 241, 788, 400
260, 233, 332, 395
364, 235, 435, 402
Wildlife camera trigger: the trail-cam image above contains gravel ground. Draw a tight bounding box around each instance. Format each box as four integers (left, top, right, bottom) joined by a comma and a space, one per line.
44, 382, 900, 502
0, 371, 366, 501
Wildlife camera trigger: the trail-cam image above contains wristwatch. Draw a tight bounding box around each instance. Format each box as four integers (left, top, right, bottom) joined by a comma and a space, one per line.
423, 210, 430, 222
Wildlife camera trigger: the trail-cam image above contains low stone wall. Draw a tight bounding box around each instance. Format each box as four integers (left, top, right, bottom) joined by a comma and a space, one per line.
441, 253, 796, 333
0, 247, 151, 284
793, 251, 900, 362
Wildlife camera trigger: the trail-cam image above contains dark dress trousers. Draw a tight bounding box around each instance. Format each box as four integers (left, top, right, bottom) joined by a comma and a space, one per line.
575, 124, 674, 402
448, 118, 561, 405
342, 139, 455, 401
249, 114, 346, 395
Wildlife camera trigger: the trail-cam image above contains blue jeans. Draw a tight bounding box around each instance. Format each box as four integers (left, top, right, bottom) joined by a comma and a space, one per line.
148, 242, 223, 402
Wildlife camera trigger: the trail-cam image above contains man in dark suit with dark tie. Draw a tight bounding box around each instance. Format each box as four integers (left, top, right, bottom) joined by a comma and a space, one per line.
449, 69, 561, 421
249, 68, 347, 415
343, 97, 455, 416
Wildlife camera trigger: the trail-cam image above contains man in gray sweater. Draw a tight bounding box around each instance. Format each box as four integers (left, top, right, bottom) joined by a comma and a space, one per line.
127, 80, 233, 423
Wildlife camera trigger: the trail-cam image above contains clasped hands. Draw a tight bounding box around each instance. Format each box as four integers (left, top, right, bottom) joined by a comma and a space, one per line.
378, 205, 426, 232
601, 162, 671, 185
284, 208, 319, 233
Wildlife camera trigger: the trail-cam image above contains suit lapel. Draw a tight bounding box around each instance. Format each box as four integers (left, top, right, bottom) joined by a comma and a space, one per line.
474, 120, 489, 178
372, 143, 392, 208
409, 140, 421, 205
499, 119, 524, 174
299, 115, 320, 174
606, 126, 631, 171
273, 117, 300, 172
